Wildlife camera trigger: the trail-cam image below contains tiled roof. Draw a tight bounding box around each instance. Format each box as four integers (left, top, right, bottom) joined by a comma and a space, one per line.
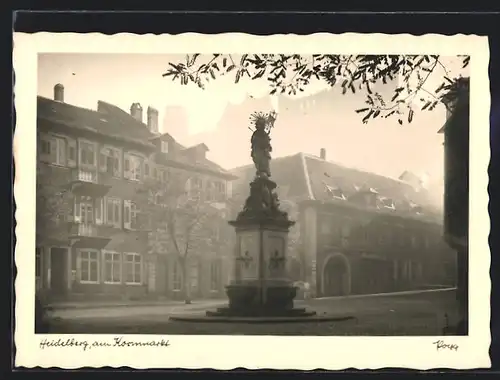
303, 154, 437, 210
37, 96, 235, 178
230, 152, 441, 218
37, 96, 156, 148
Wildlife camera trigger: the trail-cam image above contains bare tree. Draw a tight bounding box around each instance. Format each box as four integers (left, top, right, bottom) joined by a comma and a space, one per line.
135, 172, 222, 304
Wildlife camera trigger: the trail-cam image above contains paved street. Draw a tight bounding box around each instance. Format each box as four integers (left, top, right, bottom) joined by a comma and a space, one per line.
45, 289, 460, 336
48, 300, 227, 320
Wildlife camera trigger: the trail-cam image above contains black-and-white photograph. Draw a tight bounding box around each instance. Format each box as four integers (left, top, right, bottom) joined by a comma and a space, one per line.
32, 51, 473, 337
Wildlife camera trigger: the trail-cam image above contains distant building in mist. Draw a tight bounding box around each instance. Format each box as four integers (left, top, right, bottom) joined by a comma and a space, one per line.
231, 148, 456, 298
36, 83, 237, 303
162, 105, 190, 145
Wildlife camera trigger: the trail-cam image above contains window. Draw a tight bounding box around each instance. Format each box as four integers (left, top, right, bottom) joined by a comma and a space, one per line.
158, 169, 168, 183
100, 146, 121, 177
210, 260, 221, 291
103, 251, 121, 284
214, 181, 226, 200
144, 162, 150, 177
40, 134, 66, 166
206, 180, 215, 201
79, 140, 96, 167
69, 145, 76, 162
191, 177, 201, 189
36, 247, 42, 278
173, 261, 182, 291
105, 198, 121, 227
74, 198, 94, 224
410, 235, 417, 249
79, 250, 99, 283
95, 198, 103, 224
124, 154, 142, 181
161, 140, 169, 154
190, 261, 199, 291
124, 253, 142, 284
321, 222, 331, 235
124, 200, 138, 229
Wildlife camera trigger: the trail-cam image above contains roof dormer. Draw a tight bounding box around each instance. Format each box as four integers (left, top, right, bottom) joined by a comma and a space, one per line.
377, 196, 396, 211
324, 183, 346, 201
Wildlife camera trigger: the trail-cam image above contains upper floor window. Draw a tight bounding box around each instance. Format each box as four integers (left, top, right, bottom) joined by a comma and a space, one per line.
100, 146, 121, 177
215, 181, 226, 198
79, 140, 97, 167
39, 134, 66, 166
161, 141, 169, 154
124, 153, 143, 181
158, 168, 168, 183
188, 177, 203, 198
105, 197, 122, 228
124, 200, 139, 230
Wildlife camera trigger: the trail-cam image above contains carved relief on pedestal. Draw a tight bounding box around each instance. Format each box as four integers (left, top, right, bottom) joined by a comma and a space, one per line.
237, 234, 258, 280
267, 235, 286, 278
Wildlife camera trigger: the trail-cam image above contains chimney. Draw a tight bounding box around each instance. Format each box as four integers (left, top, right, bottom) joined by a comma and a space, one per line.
320, 148, 326, 160
130, 103, 143, 122
54, 83, 64, 102
147, 106, 159, 134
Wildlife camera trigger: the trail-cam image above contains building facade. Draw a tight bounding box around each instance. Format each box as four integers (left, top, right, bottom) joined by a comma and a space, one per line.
36, 84, 236, 302
231, 150, 457, 298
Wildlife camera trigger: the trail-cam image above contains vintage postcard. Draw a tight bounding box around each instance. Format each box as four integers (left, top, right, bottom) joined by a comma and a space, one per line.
13, 32, 491, 370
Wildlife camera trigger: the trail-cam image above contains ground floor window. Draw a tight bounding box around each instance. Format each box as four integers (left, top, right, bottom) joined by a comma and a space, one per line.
124, 253, 142, 284
79, 250, 99, 283
173, 261, 182, 291
210, 260, 221, 291
103, 251, 122, 284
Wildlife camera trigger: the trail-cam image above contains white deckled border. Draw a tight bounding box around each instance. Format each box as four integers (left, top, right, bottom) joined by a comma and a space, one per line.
13, 32, 491, 370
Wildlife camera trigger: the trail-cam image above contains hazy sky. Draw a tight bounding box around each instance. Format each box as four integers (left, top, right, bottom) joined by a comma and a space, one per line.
37, 53, 466, 196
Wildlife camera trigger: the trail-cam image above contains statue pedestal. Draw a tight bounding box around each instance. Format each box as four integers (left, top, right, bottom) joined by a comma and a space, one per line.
207, 177, 315, 318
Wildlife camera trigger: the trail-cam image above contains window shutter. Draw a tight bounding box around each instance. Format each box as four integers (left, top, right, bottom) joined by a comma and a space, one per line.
49, 138, 57, 162
95, 198, 103, 225
124, 156, 131, 179
74, 196, 81, 223
102, 197, 108, 224
113, 150, 121, 177
67, 138, 77, 168
116, 200, 122, 227
99, 147, 107, 172
124, 200, 131, 229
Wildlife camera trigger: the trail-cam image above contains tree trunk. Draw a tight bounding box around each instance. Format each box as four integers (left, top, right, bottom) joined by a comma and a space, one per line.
183, 260, 191, 304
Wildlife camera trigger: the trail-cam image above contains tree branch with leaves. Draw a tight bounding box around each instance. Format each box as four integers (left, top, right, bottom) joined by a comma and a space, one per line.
163, 54, 469, 126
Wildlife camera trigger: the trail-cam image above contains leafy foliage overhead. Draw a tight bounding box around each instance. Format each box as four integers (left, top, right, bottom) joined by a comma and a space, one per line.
163, 54, 470, 125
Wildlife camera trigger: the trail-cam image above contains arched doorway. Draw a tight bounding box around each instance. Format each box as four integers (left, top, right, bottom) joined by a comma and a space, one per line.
321, 253, 351, 296
288, 257, 302, 282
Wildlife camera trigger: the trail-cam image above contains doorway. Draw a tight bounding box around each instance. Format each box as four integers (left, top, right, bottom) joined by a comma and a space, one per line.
50, 248, 68, 295
322, 254, 350, 296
